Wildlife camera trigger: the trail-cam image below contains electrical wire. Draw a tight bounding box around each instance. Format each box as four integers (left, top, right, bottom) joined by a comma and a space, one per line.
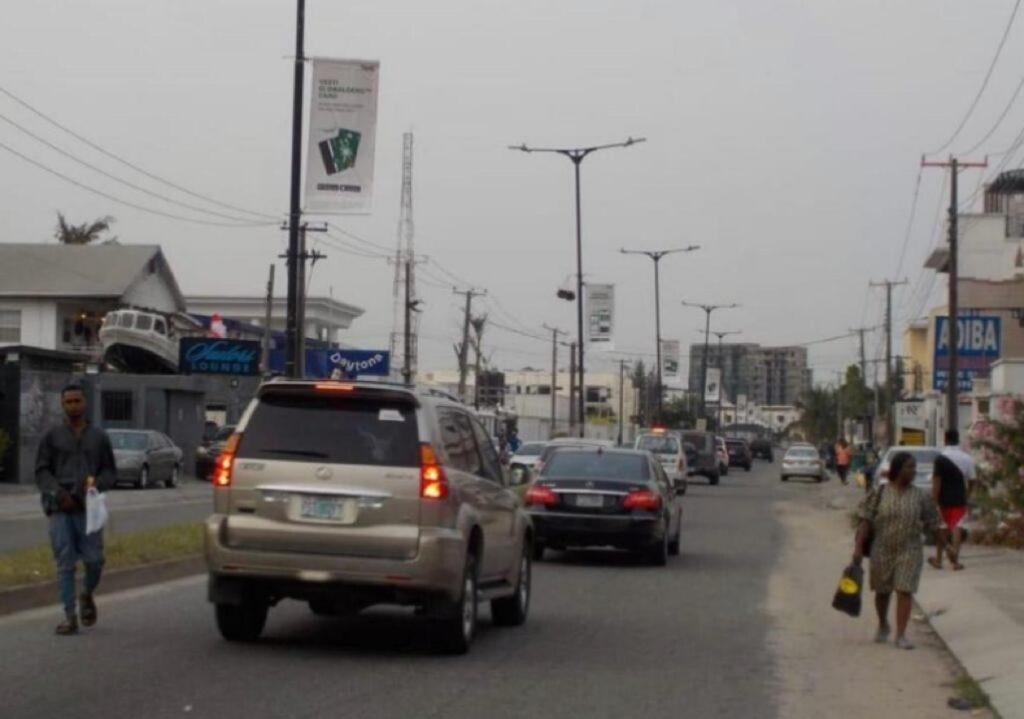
928, 0, 1023, 155
893, 166, 924, 281
0, 139, 276, 228
963, 72, 1024, 154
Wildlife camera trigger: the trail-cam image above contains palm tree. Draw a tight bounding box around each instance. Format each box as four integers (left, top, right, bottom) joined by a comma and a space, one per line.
54, 213, 115, 245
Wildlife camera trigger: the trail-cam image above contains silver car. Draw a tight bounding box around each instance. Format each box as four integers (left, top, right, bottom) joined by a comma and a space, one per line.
780, 445, 825, 483
109, 429, 183, 489
876, 447, 941, 489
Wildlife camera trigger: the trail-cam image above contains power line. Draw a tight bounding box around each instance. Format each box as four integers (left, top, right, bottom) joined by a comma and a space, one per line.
929, 0, 1023, 155
0, 139, 276, 228
894, 165, 924, 281
0, 82, 278, 221
963, 72, 1024, 154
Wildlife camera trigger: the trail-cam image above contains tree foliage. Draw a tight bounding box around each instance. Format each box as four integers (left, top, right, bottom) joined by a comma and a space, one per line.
797, 385, 837, 444
54, 213, 115, 245
972, 400, 1024, 548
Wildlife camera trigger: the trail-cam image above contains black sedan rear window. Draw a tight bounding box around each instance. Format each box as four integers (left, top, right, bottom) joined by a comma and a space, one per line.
542, 452, 649, 480
239, 393, 419, 467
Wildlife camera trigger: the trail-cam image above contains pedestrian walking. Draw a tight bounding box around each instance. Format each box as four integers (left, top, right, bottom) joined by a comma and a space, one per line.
852, 451, 940, 650
929, 430, 977, 571
835, 438, 852, 485
35, 382, 117, 635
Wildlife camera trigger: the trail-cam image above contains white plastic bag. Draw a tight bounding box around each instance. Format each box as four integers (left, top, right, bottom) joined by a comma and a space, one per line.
85, 488, 108, 535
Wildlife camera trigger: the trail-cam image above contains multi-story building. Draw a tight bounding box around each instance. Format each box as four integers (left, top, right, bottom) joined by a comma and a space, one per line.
687, 342, 810, 406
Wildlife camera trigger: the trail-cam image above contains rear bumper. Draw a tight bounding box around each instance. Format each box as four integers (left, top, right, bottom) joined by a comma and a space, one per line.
782, 465, 823, 478
528, 511, 661, 549
204, 515, 466, 602
728, 456, 751, 467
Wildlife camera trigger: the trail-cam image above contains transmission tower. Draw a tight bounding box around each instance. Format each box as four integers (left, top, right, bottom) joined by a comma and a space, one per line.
391, 133, 418, 377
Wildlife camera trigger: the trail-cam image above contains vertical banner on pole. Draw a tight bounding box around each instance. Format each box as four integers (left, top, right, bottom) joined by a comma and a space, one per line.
660, 340, 680, 380
705, 367, 722, 404
585, 284, 615, 349
305, 59, 380, 213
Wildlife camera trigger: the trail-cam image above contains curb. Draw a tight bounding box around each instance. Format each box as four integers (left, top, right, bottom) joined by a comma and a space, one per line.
0, 555, 205, 617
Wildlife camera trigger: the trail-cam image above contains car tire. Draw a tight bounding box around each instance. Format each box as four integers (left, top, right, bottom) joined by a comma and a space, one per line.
532, 542, 546, 562
492, 544, 531, 627
165, 464, 180, 489
745, 464, 752, 472
137, 465, 150, 490
434, 552, 478, 655
781, 475, 789, 482
816, 474, 824, 483
646, 529, 669, 567
708, 471, 720, 486
215, 601, 267, 642
668, 520, 681, 556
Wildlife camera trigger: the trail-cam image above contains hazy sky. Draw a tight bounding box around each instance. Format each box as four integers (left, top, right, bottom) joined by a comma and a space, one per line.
3, 0, 1022, 385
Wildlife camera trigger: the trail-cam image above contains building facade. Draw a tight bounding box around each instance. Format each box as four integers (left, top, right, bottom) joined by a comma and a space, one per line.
688, 343, 810, 406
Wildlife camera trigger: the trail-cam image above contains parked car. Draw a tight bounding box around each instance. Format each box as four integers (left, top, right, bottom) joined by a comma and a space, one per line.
525, 447, 683, 565
195, 424, 236, 480
509, 441, 549, 486
876, 446, 941, 489
205, 380, 533, 654
109, 429, 183, 489
716, 436, 730, 477
634, 429, 688, 495
725, 439, 753, 471
780, 445, 825, 483
749, 438, 774, 462
681, 431, 719, 485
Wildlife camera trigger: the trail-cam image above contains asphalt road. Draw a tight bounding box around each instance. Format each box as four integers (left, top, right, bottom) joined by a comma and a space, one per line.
0, 480, 213, 553
1, 462, 791, 719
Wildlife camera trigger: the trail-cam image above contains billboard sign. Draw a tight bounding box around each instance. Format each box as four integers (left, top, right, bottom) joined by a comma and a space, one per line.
305, 59, 380, 213
933, 315, 1001, 392
586, 284, 615, 348
179, 338, 261, 376
705, 367, 722, 404
660, 340, 680, 380
326, 350, 391, 378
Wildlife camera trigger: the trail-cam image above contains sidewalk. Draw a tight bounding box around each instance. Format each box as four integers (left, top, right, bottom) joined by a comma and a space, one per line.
0, 477, 210, 521
917, 542, 1024, 719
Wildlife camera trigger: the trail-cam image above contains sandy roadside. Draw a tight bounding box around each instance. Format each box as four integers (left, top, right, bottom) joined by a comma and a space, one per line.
766, 480, 992, 718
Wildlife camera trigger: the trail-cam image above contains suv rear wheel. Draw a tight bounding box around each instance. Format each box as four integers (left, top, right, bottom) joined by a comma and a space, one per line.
215, 601, 268, 642
492, 543, 531, 627
433, 553, 478, 655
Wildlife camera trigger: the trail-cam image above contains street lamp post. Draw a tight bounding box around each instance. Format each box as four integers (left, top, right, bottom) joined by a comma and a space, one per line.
621, 246, 700, 425
681, 301, 739, 425
711, 330, 742, 432
511, 138, 646, 437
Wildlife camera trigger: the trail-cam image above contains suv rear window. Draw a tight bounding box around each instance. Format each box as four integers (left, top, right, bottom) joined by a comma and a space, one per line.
682, 432, 712, 451
636, 436, 680, 454
543, 451, 649, 480
239, 393, 419, 467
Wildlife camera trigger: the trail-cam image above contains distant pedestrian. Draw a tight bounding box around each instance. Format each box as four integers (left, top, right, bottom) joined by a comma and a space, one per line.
508, 429, 522, 454
835, 439, 853, 485
35, 382, 117, 635
929, 430, 977, 571
853, 451, 940, 650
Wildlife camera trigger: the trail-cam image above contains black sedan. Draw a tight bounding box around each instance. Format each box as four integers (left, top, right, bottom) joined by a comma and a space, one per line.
524, 448, 684, 566
194, 424, 236, 480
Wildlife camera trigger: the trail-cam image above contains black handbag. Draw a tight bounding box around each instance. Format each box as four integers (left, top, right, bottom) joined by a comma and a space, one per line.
832, 563, 864, 617
862, 485, 885, 558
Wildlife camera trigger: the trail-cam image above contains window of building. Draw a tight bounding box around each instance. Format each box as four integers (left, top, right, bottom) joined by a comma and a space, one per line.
102, 390, 133, 422
537, 385, 552, 395
0, 309, 21, 343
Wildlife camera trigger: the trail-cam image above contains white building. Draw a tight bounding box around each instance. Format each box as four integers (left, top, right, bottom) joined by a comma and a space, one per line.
186, 294, 363, 346
0, 243, 185, 358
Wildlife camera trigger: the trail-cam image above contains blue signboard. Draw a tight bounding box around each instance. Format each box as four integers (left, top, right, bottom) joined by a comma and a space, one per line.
933, 315, 1002, 392
179, 338, 261, 376
266, 349, 391, 379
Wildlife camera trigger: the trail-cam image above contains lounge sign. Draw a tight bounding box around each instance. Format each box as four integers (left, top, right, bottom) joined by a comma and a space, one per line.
179, 338, 260, 376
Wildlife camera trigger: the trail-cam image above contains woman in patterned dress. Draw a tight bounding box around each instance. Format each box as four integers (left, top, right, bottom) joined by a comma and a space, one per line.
852, 451, 940, 650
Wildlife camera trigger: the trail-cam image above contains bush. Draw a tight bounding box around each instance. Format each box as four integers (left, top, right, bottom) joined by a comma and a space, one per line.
971, 399, 1024, 548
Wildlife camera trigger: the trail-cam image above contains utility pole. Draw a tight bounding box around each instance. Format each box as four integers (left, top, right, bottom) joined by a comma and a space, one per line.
260, 264, 276, 376
284, 0, 307, 378
454, 288, 485, 402
620, 246, 700, 423
708, 329, 741, 432
921, 155, 988, 437
543, 325, 566, 438
870, 279, 908, 446
835, 370, 844, 439
682, 301, 739, 423
618, 358, 630, 446
850, 326, 871, 387
279, 223, 326, 378
569, 342, 578, 436
402, 259, 423, 385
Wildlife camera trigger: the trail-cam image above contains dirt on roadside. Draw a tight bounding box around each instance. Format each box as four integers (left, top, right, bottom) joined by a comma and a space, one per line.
765, 481, 992, 719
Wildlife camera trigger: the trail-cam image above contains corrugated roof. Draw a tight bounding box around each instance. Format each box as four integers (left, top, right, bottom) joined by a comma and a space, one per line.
0, 243, 161, 297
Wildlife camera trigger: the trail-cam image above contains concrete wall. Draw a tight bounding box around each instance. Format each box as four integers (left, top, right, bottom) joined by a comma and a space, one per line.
959, 213, 1024, 282
0, 300, 58, 350
122, 269, 181, 313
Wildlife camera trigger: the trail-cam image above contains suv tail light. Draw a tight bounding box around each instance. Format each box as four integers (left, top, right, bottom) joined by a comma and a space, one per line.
214, 433, 242, 487
524, 485, 557, 507
420, 443, 449, 500
623, 488, 662, 511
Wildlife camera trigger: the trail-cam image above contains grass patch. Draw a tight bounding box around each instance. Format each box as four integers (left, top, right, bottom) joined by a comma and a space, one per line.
953, 674, 990, 710
0, 522, 203, 590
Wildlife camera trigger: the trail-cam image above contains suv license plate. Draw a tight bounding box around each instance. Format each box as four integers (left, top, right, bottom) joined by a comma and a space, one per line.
575, 494, 604, 508
299, 496, 352, 522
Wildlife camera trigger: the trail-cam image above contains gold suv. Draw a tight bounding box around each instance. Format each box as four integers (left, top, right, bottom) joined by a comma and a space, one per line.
205, 380, 533, 654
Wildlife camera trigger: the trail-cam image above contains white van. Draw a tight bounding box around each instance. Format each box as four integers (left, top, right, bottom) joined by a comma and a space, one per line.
634, 430, 688, 494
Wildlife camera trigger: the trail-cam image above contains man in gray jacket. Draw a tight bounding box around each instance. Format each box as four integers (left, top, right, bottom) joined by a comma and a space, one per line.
35, 381, 117, 635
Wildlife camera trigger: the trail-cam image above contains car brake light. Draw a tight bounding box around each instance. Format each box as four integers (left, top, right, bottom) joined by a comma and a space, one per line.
213, 433, 241, 487
420, 443, 449, 500
314, 382, 355, 392
524, 485, 557, 507
623, 488, 662, 511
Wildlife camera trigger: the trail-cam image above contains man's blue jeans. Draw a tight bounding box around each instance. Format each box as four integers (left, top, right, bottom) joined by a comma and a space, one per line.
48, 513, 104, 617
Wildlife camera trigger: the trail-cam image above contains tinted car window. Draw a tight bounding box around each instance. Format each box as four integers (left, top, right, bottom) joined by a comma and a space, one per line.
682, 432, 712, 452
637, 436, 680, 454
469, 416, 503, 484
786, 448, 818, 459
438, 408, 482, 475
239, 394, 419, 467
516, 443, 546, 455
543, 452, 650, 480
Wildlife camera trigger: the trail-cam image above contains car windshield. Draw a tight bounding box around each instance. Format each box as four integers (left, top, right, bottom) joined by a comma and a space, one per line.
516, 443, 546, 456
542, 451, 649, 480
726, 441, 745, 449
109, 432, 148, 451
786, 448, 818, 459
637, 435, 680, 455
239, 394, 419, 467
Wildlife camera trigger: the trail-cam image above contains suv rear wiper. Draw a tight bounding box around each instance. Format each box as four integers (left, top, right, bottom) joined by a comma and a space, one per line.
259, 448, 330, 458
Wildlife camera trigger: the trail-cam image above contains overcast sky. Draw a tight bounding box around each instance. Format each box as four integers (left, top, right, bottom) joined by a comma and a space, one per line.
3, 0, 1022, 385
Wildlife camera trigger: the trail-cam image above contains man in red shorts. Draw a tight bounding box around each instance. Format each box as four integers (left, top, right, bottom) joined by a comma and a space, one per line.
929, 430, 976, 571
